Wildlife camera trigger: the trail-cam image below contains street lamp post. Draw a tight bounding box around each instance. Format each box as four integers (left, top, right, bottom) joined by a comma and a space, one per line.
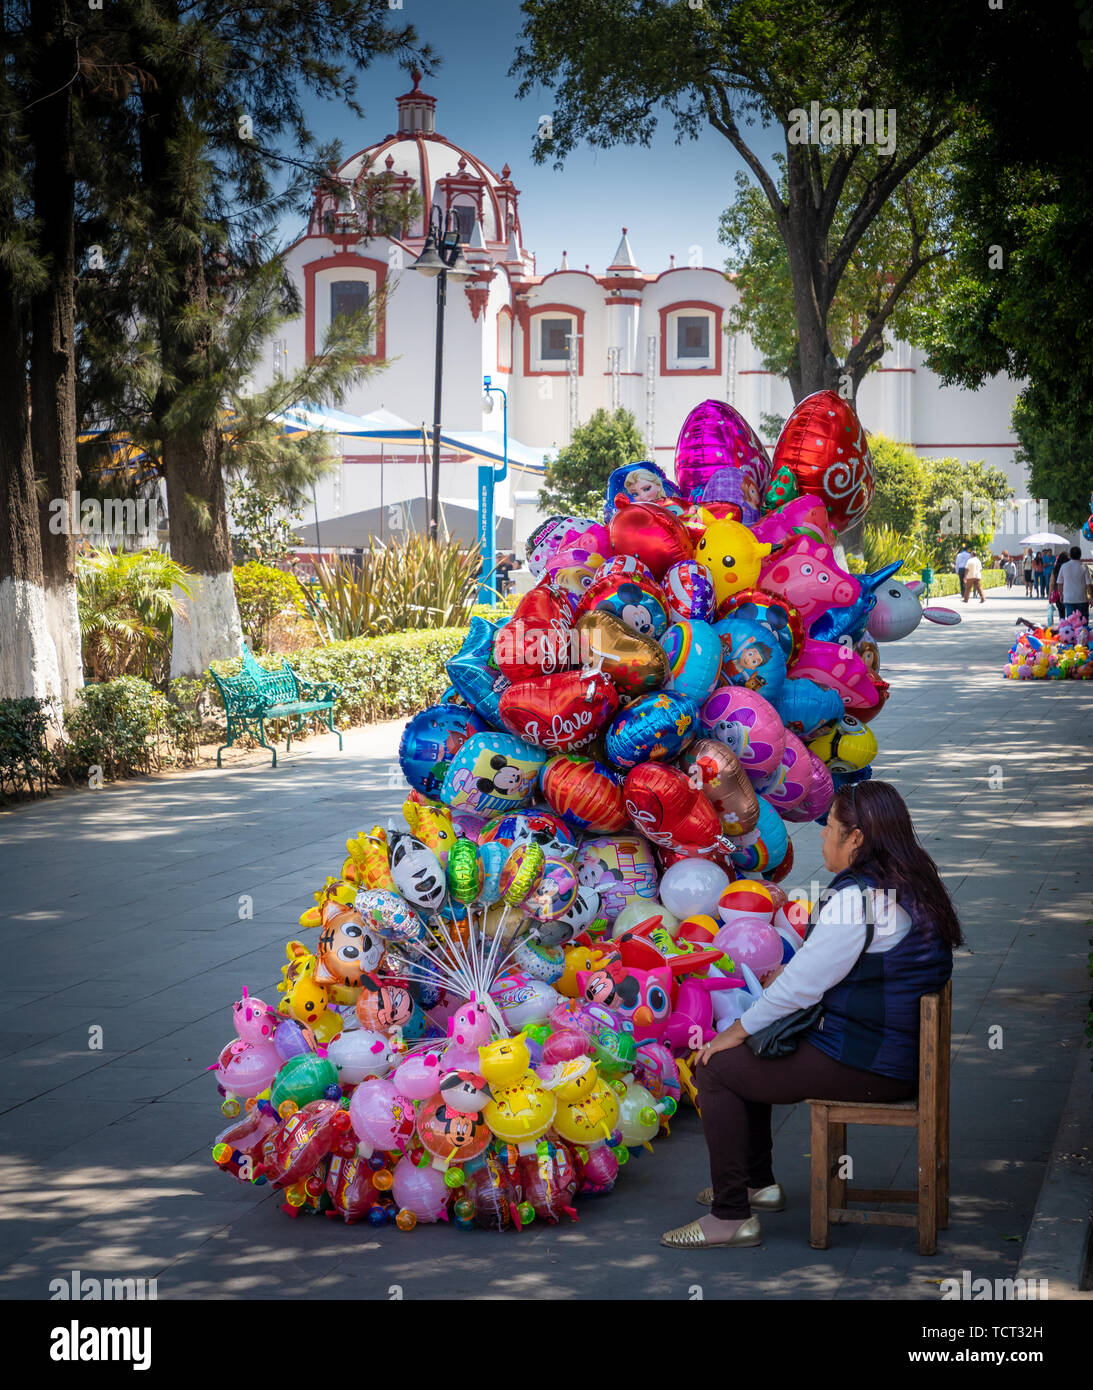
480, 375, 508, 603
410, 206, 474, 541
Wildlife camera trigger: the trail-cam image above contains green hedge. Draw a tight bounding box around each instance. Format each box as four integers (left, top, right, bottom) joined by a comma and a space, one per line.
211, 626, 469, 725
0, 698, 53, 799
923, 569, 1004, 599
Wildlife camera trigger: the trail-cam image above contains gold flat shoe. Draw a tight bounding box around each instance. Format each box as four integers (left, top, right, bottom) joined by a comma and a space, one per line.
697, 1183, 786, 1212
660, 1215, 762, 1249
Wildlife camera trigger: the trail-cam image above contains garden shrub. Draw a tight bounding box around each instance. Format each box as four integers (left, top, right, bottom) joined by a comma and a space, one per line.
62, 677, 172, 781
0, 698, 53, 799
233, 562, 304, 652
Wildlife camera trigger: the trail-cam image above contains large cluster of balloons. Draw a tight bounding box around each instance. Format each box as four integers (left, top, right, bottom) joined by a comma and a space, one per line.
1005, 614, 1091, 680
209, 392, 957, 1233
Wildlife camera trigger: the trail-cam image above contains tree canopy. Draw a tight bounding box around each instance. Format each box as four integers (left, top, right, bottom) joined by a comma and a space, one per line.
538, 408, 646, 518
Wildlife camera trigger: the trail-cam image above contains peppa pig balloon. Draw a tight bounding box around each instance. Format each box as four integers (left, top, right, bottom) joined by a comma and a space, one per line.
759, 534, 861, 628
674, 399, 772, 501
772, 391, 875, 532
608, 497, 695, 579
701, 686, 786, 776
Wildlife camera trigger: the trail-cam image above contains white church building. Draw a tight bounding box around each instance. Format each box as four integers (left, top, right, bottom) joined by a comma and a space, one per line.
259, 75, 1035, 556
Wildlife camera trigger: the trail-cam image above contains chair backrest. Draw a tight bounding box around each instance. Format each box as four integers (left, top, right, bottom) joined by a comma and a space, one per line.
917, 979, 951, 1103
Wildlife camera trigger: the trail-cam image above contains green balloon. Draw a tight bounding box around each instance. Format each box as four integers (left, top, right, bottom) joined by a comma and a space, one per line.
270, 1052, 338, 1113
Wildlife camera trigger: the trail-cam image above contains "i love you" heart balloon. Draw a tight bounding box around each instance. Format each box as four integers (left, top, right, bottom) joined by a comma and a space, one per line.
499, 671, 619, 753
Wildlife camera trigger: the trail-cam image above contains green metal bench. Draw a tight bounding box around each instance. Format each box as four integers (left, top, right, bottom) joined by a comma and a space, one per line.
209, 645, 342, 768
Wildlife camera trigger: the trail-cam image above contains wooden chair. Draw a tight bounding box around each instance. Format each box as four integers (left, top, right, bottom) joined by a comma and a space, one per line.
807, 979, 951, 1256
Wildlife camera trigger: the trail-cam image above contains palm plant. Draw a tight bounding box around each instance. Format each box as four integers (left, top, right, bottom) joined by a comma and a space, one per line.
861, 524, 938, 576
77, 548, 192, 687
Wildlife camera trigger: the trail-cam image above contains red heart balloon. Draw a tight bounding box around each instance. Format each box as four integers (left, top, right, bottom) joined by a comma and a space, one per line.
499, 671, 619, 752
622, 763, 733, 855
772, 390, 875, 533
493, 581, 575, 682
608, 498, 695, 580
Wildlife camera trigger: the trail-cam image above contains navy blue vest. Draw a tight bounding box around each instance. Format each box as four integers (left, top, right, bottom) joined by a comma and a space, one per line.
804, 867, 952, 1081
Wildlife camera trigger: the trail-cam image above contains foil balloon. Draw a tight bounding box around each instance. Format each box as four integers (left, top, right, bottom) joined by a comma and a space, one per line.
791, 638, 881, 715
440, 731, 548, 817
499, 670, 619, 752
775, 675, 846, 741
445, 618, 509, 727
772, 390, 875, 532
782, 750, 835, 822
673, 399, 772, 501
729, 797, 789, 874
576, 834, 659, 922
313, 899, 385, 988
576, 570, 670, 639
751, 730, 812, 813
595, 554, 656, 584
714, 616, 788, 702
498, 842, 546, 907
446, 837, 482, 904
575, 610, 669, 698
695, 517, 773, 609
354, 888, 426, 945
759, 534, 862, 627
494, 582, 575, 681
387, 831, 446, 911
478, 809, 577, 859
539, 754, 629, 834
683, 736, 761, 836
718, 587, 805, 664
866, 576, 926, 642
662, 560, 718, 624
661, 620, 723, 703
603, 690, 700, 770
398, 703, 488, 797
608, 497, 695, 580
603, 461, 681, 520
750, 495, 834, 550
701, 685, 786, 775
624, 763, 736, 856
701, 464, 762, 524
809, 714, 878, 773
528, 855, 580, 921
809, 562, 902, 643
525, 514, 599, 580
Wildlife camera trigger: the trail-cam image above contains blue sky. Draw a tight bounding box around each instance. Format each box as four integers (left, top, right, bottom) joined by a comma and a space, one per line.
293, 0, 784, 275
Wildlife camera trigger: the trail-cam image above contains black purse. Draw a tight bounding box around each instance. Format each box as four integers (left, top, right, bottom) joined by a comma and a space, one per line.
744, 877, 876, 1059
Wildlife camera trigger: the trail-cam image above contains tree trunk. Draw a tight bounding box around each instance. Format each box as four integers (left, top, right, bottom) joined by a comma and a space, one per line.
0, 269, 61, 699
30, 0, 83, 704
162, 427, 243, 676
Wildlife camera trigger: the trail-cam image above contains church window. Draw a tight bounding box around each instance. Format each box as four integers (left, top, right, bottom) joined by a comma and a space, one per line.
540, 317, 573, 361
677, 315, 709, 358
331, 280, 370, 323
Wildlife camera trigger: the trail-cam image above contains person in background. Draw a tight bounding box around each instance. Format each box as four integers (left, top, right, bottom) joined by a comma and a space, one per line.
494, 551, 516, 598
1004, 557, 1018, 591
1050, 548, 1069, 622
1022, 548, 1034, 598
954, 544, 971, 598
1058, 545, 1090, 623
1032, 550, 1045, 597
963, 550, 985, 604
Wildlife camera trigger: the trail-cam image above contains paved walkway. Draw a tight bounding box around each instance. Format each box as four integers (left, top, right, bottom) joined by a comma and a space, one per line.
1, 585, 1090, 1300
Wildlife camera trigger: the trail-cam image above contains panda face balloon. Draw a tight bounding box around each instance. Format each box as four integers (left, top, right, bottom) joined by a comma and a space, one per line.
387, 831, 446, 911
866, 579, 923, 642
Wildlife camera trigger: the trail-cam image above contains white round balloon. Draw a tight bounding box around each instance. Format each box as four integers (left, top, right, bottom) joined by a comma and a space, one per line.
659, 859, 731, 919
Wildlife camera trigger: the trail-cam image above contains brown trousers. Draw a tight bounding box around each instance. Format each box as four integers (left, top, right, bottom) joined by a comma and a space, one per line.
695, 1040, 915, 1219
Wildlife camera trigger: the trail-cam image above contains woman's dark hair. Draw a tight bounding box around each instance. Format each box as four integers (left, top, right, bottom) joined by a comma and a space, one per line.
831, 781, 964, 948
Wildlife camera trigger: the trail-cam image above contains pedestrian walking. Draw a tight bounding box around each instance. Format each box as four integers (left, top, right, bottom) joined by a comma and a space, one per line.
1032, 551, 1045, 597
1022, 548, 1034, 598
1004, 558, 1017, 591
1058, 545, 1091, 624
1050, 548, 1069, 622
963, 551, 985, 604
954, 545, 970, 599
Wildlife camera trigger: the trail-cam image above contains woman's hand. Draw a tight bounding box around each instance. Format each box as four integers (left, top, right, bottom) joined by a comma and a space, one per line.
697, 1020, 748, 1065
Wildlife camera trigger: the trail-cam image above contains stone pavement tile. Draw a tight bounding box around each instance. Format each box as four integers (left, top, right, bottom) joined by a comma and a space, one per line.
0, 1098, 146, 1161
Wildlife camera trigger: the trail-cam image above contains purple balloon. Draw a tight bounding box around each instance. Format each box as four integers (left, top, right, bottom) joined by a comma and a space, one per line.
673, 400, 773, 501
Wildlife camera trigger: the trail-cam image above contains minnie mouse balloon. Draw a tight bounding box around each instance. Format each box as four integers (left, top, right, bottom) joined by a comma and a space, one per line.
608, 497, 695, 580
674, 399, 772, 501
772, 390, 875, 533
499, 670, 618, 752
525, 515, 598, 580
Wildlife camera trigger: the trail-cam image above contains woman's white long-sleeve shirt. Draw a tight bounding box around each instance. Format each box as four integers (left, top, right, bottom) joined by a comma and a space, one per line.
739, 885, 913, 1035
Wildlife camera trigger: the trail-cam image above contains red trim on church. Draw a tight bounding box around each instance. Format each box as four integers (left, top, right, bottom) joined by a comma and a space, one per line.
304, 252, 388, 363
522, 302, 585, 376
497, 305, 514, 373
659, 300, 723, 376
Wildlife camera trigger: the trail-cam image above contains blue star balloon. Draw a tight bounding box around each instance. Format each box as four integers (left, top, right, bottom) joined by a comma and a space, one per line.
445, 617, 509, 728
809, 562, 903, 643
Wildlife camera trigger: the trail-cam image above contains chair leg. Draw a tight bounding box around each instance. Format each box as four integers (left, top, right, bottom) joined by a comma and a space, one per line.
918, 1100, 939, 1256
828, 1121, 847, 1213
328, 708, 342, 751
809, 1105, 831, 1250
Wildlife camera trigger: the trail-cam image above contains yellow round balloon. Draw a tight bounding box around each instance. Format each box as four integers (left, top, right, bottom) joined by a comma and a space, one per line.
482, 1071, 557, 1144
552, 1077, 620, 1145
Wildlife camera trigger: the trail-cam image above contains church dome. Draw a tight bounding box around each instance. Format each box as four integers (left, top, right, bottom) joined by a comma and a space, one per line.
331, 72, 519, 248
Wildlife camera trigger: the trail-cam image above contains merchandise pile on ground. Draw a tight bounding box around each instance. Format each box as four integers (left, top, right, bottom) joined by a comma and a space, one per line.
209, 391, 960, 1232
